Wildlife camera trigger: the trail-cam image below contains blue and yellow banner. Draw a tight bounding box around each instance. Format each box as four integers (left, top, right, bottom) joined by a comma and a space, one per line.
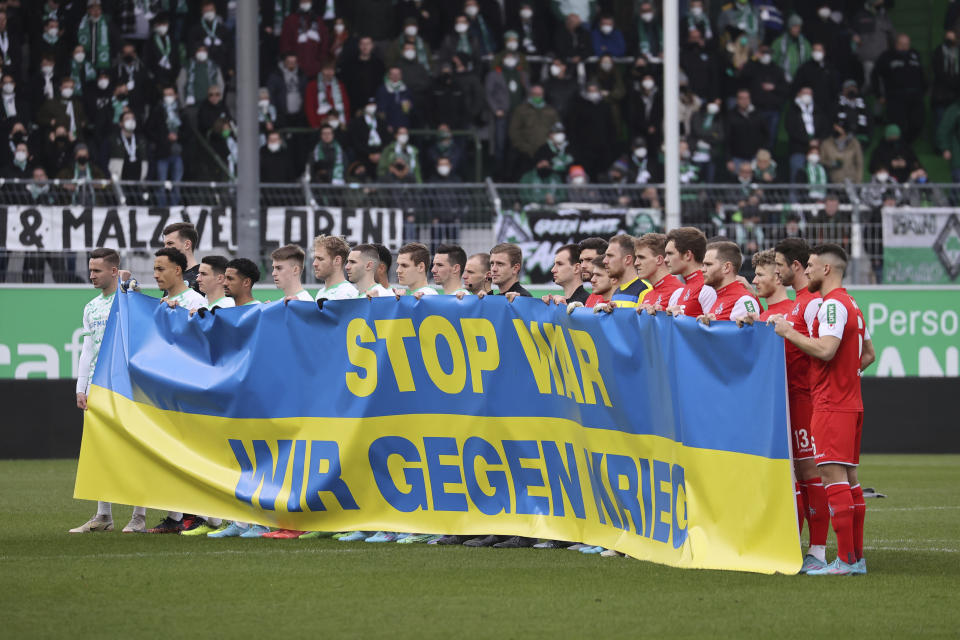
75, 290, 801, 574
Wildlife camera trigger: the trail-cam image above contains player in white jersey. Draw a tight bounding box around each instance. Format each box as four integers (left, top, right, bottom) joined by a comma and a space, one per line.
196, 255, 235, 310
156, 248, 206, 314
431, 244, 469, 296
312, 235, 358, 301
272, 244, 313, 302
70, 248, 151, 534
345, 244, 393, 298
394, 242, 438, 298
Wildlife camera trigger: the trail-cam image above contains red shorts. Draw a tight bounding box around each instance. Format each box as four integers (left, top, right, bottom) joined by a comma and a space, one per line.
811, 410, 863, 466
789, 389, 815, 460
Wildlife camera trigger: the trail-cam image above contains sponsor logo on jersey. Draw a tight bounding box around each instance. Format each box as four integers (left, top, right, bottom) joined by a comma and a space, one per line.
745, 300, 756, 313
826, 303, 837, 325
715, 303, 724, 314
683, 289, 691, 301
792, 304, 800, 316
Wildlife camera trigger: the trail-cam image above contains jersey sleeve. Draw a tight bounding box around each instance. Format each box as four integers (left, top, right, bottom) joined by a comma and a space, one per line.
816, 299, 848, 339
667, 288, 682, 307
731, 295, 758, 320
75, 308, 94, 394
182, 291, 206, 312
803, 297, 822, 335
699, 285, 717, 315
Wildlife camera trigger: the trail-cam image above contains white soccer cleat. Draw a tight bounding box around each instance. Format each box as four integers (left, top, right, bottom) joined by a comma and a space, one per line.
69, 515, 114, 533
121, 514, 147, 533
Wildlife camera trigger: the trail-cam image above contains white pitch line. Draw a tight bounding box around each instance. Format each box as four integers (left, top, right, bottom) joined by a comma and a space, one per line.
0, 547, 362, 563
863, 545, 959, 553
867, 506, 960, 512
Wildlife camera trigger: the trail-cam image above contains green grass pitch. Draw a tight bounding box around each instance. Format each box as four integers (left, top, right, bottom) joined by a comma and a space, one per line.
1, 455, 958, 638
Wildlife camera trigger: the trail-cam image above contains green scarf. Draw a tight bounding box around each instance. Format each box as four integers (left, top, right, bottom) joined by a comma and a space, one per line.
313, 140, 345, 182
457, 33, 472, 56
547, 139, 572, 173
944, 44, 959, 76
727, 6, 759, 38
186, 60, 218, 104
77, 15, 111, 70
637, 21, 662, 56
805, 162, 827, 199
70, 60, 96, 96
774, 34, 810, 82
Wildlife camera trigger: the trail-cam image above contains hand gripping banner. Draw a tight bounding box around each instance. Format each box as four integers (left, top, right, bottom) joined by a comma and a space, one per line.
75, 291, 801, 574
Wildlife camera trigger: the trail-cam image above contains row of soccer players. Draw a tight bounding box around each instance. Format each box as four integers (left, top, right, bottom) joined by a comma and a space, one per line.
73, 224, 875, 574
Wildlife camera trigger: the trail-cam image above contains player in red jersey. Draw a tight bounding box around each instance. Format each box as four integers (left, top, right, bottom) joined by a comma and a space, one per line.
771, 237, 831, 571
635, 233, 683, 315
697, 241, 761, 322
584, 256, 617, 307
663, 227, 717, 317
772, 244, 875, 575
753, 250, 793, 319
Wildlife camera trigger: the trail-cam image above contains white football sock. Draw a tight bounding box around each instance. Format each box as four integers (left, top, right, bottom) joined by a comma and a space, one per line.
132, 506, 146, 516
809, 544, 826, 563
167, 511, 183, 521
97, 501, 112, 517
234, 521, 249, 529
206, 517, 222, 527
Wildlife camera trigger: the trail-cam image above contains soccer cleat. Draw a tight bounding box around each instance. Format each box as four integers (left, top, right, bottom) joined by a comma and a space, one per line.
262, 529, 306, 539
207, 522, 246, 538
579, 545, 605, 554
424, 535, 445, 544
493, 536, 534, 548
181, 521, 218, 536
365, 531, 399, 543
337, 531, 368, 542
806, 558, 857, 575
851, 558, 867, 575
566, 543, 590, 551
434, 534, 467, 545
121, 514, 146, 533
239, 524, 270, 538
331, 532, 348, 540
533, 539, 568, 549
600, 548, 624, 557
180, 516, 197, 531
463, 534, 502, 547
394, 533, 411, 542
147, 516, 184, 534
397, 533, 434, 544
298, 531, 335, 540
69, 515, 114, 533
799, 553, 827, 574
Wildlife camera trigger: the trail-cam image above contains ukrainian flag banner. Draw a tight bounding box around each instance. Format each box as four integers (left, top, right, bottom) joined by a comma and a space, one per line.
75, 290, 801, 574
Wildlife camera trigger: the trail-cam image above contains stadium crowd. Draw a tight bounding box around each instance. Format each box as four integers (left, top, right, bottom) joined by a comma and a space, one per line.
0, 0, 955, 192
72, 219, 874, 575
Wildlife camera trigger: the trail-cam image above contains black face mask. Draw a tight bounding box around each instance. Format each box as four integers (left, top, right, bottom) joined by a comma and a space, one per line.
76, 156, 89, 165
55, 135, 68, 144
123, 54, 135, 64
12, 132, 25, 144
536, 167, 551, 178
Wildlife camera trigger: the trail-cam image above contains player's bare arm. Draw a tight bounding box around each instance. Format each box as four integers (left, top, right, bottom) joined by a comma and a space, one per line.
76, 393, 87, 411
861, 338, 876, 371
771, 315, 841, 361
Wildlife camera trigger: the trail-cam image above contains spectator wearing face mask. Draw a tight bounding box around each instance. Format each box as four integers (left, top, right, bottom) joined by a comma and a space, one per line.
144, 13, 180, 88
189, 2, 234, 77
508, 85, 559, 170
440, 14, 482, 72
628, 71, 662, 151
387, 17, 433, 73
260, 130, 296, 183
56, 143, 107, 207
76, 1, 118, 73
726, 89, 767, 178
635, 2, 662, 62
91, 80, 128, 157
718, 0, 765, 51
835, 80, 870, 145
425, 124, 465, 179
29, 54, 59, 115
792, 42, 840, 118
108, 111, 147, 181
197, 84, 232, 137
66, 46, 97, 99
556, 13, 592, 63
0, 9, 22, 84
330, 18, 351, 60
177, 45, 225, 109
348, 98, 388, 175
311, 123, 347, 184
871, 123, 921, 184
305, 61, 351, 129
820, 121, 863, 184
429, 63, 468, 129
544, 58, 578, 119
209, 118, 238, 179
0, 74, 28, 140
625, 136, 661, 184
534, 122, 574, 182
492, 30, 527, 70
594, 54, 626, 129
113, 42, 150, 122
794, 143, 828, 201
463, 0, 501, 57
339, 37, 385, 117
771, 15, 811, 84
378, 126, 421, 183
429, 156, 461, 183
3, 121, 28, 168
688, 100, 724, 183
2, 141, 31, 179
375, 66, 414, 131
256, 88, 278, 146
395, 42, 432, 116
784, 86, 830, 182
42, 125, 74, 178
567, 81, 616, 181
873, 34, 927, 144
519, 158, 563, 204
741, 44, 788, 152
147, 85, 184, 204
486, 50, 528, 176
268, 53, 308, 128
684, 1, 713, 46
37, 77, 87, 142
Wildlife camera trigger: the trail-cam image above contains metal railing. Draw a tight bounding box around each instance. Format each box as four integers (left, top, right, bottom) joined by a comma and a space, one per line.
0, 179, 950, 285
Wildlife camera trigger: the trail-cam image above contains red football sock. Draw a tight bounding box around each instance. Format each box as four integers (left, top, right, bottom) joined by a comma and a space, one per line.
795, 481, 806, 535
826, 482, 855, 564
803, 478, 829, 547
851, 484, 866, 561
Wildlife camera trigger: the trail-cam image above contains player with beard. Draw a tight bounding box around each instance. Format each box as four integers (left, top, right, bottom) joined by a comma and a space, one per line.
600, 234, 651, 309
697, 241, 760, 323
312, 235, 359, 301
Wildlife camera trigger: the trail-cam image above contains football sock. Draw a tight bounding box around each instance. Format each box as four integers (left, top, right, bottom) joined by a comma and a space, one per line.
808, 544, 826, 563
207, 517, 223, 527
794, 482, 805, 535
851, 483, 866, 561
133, 506, 146, 516
167, 511, 183, 521
826, 481, 855, 564
235, 521, 250, 529
97, 501, 112, 517
804, 477, 830, 547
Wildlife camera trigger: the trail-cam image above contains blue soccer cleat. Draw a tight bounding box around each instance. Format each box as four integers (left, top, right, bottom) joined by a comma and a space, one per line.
806, 558, 857, 575
207, 522, 246, 538
239, 524, 270, 538
851, 558, 867, 575
579, 545, 605, 554
337, 531, 368, 542
799, 553, 827, 574
365, 531, 398, 542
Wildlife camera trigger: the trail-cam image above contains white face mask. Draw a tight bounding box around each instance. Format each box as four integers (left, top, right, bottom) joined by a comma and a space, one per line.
267, 141, 281, 152
876, 171, 889, 182
405, 25, 417, 37
402, 48, 416, 60
74, 52, 86, 64
14, 150, 26, 163
707, 102, 720, 114
300, 2, 312, 11
586, 91, 601, 102
571, 175, 585, 184
396, 134, 409, 145
455, 22, 468, 33
600, 24, 613, 34
760, 53, 772, 64
61, 87, 74, 99
818, 7, 831, 19
506, 40, 518, 51
503, 56, 517, 68
2, 83, 13, 95
42, 65, 54, 76
812, 50, 825, 62
98, 78, 110, 90
155, 25, 169, 36
364, 104, 377, 116
47, 28, 59, 39
163, 94, 177, 106
552, 132, 566, 144
334, 23, 345, 34
634, 146, 647, 158
328, 118, 340, 129
520, 8, 533, 19
690, 6, 703, 17
196, 51, 208, 62
798, 93, 813, 106
550, 64, 563, 77
641, 12, 654, 22
123, 118, 136, 131
642, 79, 655, 91
258, 99, 270, 109
203, 10, 216, 22
465, 5, 479, 17
437, 164, 451, 176
807, 154, 820, 165
600, 60, 613, 71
